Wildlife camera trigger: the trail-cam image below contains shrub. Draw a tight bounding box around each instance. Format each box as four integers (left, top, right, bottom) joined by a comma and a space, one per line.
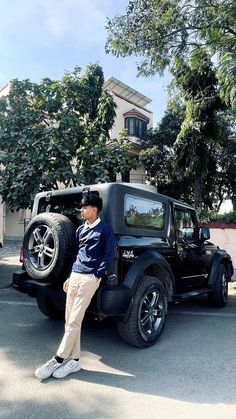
199, 210, 236, 224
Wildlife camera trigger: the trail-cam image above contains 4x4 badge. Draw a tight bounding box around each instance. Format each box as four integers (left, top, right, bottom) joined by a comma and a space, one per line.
122, 250, 137, 259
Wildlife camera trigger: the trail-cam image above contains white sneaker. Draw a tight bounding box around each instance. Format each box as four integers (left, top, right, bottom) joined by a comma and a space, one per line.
35, 357, 64, 381
52, 359, 81, 379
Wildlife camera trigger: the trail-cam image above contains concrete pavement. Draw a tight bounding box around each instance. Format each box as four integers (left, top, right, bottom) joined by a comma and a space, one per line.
0, 240, 22, 289
1, 241, 236, 418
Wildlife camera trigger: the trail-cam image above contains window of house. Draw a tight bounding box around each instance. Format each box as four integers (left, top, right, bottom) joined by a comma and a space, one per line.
125, 117, 147, 139
125, 195, 165, 230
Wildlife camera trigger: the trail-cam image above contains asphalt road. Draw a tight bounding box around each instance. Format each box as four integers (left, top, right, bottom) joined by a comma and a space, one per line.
1, 244, 236, 418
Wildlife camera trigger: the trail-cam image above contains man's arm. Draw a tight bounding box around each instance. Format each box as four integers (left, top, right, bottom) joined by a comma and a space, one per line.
95, 224, 115, 279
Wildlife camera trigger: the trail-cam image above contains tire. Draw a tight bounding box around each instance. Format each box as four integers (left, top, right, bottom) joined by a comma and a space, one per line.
37, 289, 65, 320
23, 212, 76, 284
117, 275, 168, 348
208, 264, 228, 307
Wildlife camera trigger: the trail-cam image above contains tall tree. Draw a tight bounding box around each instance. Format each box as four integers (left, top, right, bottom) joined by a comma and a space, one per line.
139, 107, 194, 201
106, 0, 236, 113
140, 61, 236, 210
173, 49, 223, 212
0, 64, 135, 209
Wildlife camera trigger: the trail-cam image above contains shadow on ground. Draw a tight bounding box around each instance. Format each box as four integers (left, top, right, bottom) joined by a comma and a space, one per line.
1, 289, 236, 406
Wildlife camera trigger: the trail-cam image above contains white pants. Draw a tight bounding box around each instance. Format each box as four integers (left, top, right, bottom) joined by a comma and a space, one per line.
57, 272, 101, 359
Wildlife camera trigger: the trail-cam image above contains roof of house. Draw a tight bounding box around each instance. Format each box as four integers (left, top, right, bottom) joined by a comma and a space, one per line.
104, 76, 151, 108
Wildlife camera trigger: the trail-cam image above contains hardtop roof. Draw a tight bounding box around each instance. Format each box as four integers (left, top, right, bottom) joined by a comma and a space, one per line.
35, 182, 194, 210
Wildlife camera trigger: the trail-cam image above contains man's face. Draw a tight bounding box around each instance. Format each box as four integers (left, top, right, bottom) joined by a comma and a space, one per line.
80, 205, 98, 222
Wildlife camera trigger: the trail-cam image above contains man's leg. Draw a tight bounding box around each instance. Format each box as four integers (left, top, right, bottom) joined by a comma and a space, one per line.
56, 273, 101, 360
34, 272, 80, 380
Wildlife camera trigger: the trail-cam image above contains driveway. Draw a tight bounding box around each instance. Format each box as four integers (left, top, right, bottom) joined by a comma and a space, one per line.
1, 241, 236, 418
0, 240, 22, 289
1, 287, 236, 419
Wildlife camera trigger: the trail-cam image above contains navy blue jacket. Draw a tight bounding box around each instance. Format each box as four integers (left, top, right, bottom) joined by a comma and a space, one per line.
72, 220, 115, 278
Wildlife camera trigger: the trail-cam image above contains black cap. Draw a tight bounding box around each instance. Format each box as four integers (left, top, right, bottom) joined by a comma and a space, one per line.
80, 193, 102, 212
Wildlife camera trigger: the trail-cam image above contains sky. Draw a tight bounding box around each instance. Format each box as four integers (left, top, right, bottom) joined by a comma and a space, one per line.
0, 0, 171, 125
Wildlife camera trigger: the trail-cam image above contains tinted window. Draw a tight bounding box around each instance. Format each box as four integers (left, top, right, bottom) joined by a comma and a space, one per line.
125, 195, 165, 230
174, 208, 197, 240
38, 194, 84, 227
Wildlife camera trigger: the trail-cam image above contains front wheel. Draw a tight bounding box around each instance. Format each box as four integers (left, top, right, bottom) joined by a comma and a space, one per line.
208, 264, 228, 307
117, 275, 168, 348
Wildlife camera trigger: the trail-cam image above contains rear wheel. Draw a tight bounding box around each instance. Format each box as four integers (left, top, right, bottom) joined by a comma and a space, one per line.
117, 275, 168, 348
37, 289, 65, 320
208, 265, 228, 307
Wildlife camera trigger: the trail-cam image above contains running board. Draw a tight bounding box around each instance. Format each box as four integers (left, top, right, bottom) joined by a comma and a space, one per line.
173, 287, 213, 302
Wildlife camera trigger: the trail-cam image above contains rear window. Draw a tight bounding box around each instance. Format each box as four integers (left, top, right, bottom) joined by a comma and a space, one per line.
125, 195, 165, 230
37, 190, 101, 228
38, 193, 83, 227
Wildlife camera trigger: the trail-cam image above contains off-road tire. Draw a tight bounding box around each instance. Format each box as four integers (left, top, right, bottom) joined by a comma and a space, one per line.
208, 264, 228, 307
117, 275, 168, 348
23, 212, 76, 284
37, 289, 65, 320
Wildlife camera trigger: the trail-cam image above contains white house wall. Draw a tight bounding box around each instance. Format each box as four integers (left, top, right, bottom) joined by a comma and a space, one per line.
110, 93, 153, 139
5, 208, 31, 240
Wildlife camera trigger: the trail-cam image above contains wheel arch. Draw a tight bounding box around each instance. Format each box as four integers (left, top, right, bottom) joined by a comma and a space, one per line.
208, 250, 234, 286
123, 250, 175, 300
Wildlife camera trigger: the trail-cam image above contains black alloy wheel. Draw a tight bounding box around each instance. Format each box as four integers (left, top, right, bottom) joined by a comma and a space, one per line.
208, 264, 228, 307
117, 275, 168, 348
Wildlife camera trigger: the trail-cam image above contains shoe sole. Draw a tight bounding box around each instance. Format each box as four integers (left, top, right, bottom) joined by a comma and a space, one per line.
52, 365, 81, 379
35, 371, 50, 381
35, 366, 62, 381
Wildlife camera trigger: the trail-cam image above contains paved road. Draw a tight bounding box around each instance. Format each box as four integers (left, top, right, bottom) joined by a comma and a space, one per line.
1, 242, 236, 418
0, 240, 22, 289
1, 285, 236, 418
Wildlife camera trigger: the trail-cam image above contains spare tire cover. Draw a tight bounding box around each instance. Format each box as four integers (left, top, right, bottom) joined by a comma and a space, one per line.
23, 212, 76, 284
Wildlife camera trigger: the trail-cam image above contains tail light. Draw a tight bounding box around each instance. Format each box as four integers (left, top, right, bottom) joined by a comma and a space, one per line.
19, 244, 24, 263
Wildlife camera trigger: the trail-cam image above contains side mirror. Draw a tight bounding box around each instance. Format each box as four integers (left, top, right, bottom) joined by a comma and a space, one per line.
199, 226, 210, 241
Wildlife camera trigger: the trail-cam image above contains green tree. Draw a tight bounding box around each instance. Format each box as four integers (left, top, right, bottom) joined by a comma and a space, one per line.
0, 64, 135, 209
173, 49, 223, 212
217, 51, 236, 113
106, 0, 236, 113
139, 107, 194, 201
214, 116, 236, 211
140, 70, 236, 210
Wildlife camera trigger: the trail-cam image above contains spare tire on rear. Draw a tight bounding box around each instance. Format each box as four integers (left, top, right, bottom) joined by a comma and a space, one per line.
23, 212, 76, 284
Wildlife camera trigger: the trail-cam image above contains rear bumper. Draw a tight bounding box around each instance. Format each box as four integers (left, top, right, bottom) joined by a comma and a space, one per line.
12, 271, 51, 297
12, 271, 133, 316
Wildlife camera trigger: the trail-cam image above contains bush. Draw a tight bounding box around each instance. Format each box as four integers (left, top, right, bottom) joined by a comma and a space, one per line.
199, 210, 236, 224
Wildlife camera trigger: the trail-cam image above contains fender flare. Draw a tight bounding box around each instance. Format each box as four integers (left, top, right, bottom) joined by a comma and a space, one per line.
208, 250, 234, 286
123, 250, 175, 297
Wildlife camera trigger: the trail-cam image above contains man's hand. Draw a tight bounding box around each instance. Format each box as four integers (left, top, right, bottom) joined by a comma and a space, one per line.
63, 279, 70, 293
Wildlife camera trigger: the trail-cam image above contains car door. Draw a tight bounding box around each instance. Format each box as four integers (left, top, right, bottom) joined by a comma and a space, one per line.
173, 205, 208, 292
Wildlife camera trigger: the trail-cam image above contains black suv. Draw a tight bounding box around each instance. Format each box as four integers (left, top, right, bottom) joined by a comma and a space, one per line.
13, 182, 234, 348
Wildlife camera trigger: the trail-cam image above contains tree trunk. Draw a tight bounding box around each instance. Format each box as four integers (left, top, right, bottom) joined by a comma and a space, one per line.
194, 174, 203, 214
232, 194, 236, 211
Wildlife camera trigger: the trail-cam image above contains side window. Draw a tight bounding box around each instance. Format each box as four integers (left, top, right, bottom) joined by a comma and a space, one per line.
174, 208, 197, 240
125, 195, 165, 230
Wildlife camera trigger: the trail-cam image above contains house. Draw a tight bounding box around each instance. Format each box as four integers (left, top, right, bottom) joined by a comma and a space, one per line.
0, 78, 153, 243
104, 77, 153, 183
